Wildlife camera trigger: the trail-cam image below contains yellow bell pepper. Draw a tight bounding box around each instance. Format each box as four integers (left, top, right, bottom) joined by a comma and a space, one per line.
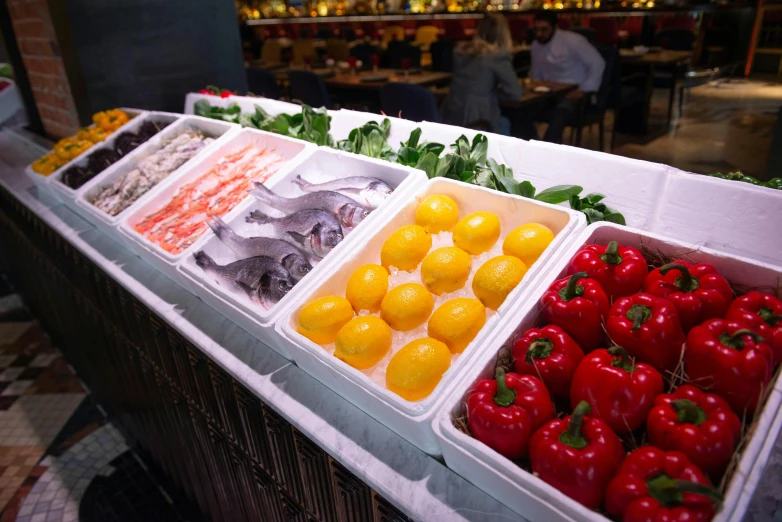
76, 127, 94, 142
53, 137, 92, 161
88, 126, 108, 142
93, 108, 129, 132
31, 153, 64, 176
53, 137, 77, 161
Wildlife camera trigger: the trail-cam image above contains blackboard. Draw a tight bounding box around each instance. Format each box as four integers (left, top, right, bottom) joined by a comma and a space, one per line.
65, 0, 248, 113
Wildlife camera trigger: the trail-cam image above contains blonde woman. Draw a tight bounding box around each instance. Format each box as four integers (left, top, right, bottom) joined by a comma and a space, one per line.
441, 14, 523, 135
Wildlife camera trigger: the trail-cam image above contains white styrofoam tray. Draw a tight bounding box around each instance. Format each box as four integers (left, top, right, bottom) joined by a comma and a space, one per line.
118, 128, 315, 285
23, 108, 147, 201
184, 92, 301, 119
509, 140, 671, 230
652, 168, 782, 267
418, 121, 523, 169
330, 109, 423, 147
48, 111, 181, 213
434, 221, 782, 522
276, 177, 586, 455
74, 116, 239, 244
177, 147, 428, 359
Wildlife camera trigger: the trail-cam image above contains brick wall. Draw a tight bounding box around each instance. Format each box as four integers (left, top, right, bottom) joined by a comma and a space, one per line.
7, 0, 80, 139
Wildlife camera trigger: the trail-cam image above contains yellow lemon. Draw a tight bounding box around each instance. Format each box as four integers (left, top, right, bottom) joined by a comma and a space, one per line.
386, 338, 452, 401
420, 247, 472, 295
380, 283, 434, 331
415, 195, 459, 233
472, 256, 527, 310
380, 225, 432, 272
345, 264, 389, 313
297, 296, 354, 344
453, 212, 501, 255
428, 298, 486, 354
503, 223, 555, 266
334, 316, 392, 370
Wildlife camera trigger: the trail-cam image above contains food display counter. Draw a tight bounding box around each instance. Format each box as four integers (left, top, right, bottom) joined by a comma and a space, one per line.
4, 95, 782, 522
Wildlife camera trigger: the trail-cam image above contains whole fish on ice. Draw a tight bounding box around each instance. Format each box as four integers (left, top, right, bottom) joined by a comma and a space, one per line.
194, 251, 294, 308
246, 208, 343, 259
292, 175, 393, 210
206, 216, 312, 282
248, 182, 370, 228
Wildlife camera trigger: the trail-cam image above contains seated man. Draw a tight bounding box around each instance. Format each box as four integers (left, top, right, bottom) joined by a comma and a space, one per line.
530, 11, 606, 144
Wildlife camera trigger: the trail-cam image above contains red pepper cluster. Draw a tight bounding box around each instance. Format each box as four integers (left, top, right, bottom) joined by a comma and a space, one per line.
465, 240, 781, 521
198, 86, 233, 98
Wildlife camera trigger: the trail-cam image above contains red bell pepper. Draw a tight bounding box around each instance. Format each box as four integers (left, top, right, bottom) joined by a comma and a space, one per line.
568, 240, 649, 302
529, 401, 625, 509
540, 272, 610, 351
220, 90, 232, 98
605, 447, 722, 522
606, 292, 686, 375
643, 261, 734, 332
467, 368, 554, 460
726, 291, 782, 365
512, 325, 584, 400
647, 384, 741, 480
570, 346, 664, 434
685, 319, 773, 414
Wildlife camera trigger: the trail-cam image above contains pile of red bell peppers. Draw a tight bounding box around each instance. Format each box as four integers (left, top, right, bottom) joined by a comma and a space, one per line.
465, 240, 782, 521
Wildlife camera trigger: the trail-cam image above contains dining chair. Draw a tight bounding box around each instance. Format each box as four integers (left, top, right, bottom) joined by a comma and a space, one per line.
430, 40, 454, 72
568, 43, 619, 151
292, 39, 317, 66
246, 68, 282, 99
380, 83, 440, 123
382, 26, 406, 47
386, 41, 421, 69
288, 70, 332, 109
572, 27, 598, 45
261, 40, 282, 65
326, 38, 351, 62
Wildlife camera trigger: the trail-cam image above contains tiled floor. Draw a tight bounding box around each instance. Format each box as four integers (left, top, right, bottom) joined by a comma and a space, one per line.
0, 283, 202, 522
574, 78, 782, 178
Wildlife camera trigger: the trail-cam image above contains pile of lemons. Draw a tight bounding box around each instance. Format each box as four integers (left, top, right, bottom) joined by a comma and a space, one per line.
296, 194, 555, 402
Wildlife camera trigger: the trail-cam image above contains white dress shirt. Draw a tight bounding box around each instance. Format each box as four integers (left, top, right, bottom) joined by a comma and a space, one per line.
530, 29, 606, 93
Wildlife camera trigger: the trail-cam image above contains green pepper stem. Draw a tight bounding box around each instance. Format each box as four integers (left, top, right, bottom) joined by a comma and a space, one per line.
559, 401, 590, 449
493, 367, 516, 408
627, 304, 652, 331
660, 263, 698, 293
671, 399, 707, 426
563, 272, 588, 301
525, 339, 553, 364
600, 241, 622, 265
647, 474, 723, 507
759, 307, 782, 326
719, 329, 765, 350
608, 346, 635, 373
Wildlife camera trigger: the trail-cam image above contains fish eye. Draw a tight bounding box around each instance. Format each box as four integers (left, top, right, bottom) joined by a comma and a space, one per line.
301, 265, 310, 274
362, 211, 370, 218
279, 281, 290, 291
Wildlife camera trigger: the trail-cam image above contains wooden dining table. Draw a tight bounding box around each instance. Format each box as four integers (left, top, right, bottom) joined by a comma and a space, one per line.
324, 68, 452, 90
430, 79, 577, 108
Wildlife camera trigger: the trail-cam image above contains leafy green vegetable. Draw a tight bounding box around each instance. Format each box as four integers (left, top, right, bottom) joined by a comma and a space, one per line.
569, 192, 627, 225
194, 100, 242, 123
194, 101, 334, 146
709, 171, 782, 190
396, 129, 445, 168
535, 185, 584, 205
337, 119, 394, 160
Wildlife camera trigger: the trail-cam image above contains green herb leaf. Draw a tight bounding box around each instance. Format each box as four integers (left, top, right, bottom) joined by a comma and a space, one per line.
518, 180, 536, 198
534, 185, 584, 205
582, 208, 605, 224
415, 152, 440, 179
603, 211, 627, 225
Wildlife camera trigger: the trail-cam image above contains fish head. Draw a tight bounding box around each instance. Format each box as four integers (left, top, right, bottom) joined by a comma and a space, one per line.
258, 269, 295, 308
282, 254, 312, 283
312, 222, 344, 258
339, 204, 371, 229
365, 185, 393, 209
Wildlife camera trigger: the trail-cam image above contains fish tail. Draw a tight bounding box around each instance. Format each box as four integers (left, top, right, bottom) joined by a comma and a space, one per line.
207, 215, 235, 243
248, 181, 277, 205
193, 250, 216, 271
292, 175, 308, 190
246, 210, 271, 224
